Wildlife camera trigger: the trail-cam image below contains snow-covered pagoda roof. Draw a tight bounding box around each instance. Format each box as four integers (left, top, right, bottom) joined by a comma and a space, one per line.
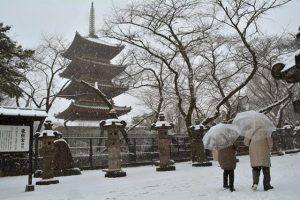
60, 57, 126, 80
58, 80, 128, 100
62, 32, 124, 61
55, 102, 131, 121
0, 106, 47, 119
280, 49, 300, 72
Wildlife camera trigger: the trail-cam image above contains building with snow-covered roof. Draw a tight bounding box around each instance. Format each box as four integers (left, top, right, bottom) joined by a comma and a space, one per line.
56, 3, 131, 123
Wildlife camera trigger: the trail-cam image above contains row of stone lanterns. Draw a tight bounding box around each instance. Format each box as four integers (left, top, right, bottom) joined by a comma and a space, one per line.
99, 111, 211, 174
36, 110, 212, 186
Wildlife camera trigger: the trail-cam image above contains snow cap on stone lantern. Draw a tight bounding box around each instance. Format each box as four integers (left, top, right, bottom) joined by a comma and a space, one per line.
34, 120, 62, 139
189, 118, 207, 131
99, 109, 126, 129
151, 113, 174, 130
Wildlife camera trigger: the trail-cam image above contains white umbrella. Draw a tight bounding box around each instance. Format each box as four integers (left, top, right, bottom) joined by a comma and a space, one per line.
232, 110, 276, 140
203, 123, 240, 150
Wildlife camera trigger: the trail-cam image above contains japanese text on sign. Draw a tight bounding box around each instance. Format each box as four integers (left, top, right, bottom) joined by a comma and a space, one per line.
0, 125, 30, 152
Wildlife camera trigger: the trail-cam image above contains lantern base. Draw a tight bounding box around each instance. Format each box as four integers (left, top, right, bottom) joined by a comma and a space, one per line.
34, 168, 81, 178
105, 170, 127, 178
192, 161, 212, 167
285, 149, 300, 154
272, 151, 284, 156
25, 184, 34, 192
156, 165, 176, 171
36, 179, 59, 185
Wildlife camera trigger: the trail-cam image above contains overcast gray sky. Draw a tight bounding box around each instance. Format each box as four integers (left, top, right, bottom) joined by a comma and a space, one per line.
0, 0, 299, 49
0, 0, 132, 48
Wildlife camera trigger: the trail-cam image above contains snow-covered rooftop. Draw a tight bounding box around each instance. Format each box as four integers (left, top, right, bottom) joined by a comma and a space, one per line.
280, 49, 300, 72
0, 106, 47, 118
85, 36, 123, 48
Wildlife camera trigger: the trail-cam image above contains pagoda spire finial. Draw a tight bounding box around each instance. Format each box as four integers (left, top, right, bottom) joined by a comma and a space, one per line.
89, 2, 97, 38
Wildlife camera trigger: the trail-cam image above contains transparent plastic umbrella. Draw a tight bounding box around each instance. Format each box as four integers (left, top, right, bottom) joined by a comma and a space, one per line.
203, 123, 240, 150
232, 110, 276, 140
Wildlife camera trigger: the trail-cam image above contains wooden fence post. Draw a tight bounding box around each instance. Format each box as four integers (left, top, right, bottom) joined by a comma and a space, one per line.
89, 138, 93, 168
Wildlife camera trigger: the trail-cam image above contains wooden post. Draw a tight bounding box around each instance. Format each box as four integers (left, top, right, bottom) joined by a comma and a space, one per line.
177, 137, 180, 153
151, 138, 155, 165
25, 122, 34, 192
89, 138, 93, 168
133, 138, 137, 163
34, 137, 39, 171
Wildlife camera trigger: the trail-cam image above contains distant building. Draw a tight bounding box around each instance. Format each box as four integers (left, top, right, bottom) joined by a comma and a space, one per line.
55, 3, 131, 123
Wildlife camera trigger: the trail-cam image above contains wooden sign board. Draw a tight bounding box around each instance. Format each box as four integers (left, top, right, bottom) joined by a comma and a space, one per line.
0, 125, 30, 152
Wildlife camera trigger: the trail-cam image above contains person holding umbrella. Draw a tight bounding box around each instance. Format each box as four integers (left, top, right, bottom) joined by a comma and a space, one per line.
203, 123, 240, 192
233, 111, 275, 191
244, 128, 274, 191
218, 144, 237, 192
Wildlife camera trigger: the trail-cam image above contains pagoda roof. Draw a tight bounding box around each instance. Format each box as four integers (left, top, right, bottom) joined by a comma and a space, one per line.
60, 57, 126, 80
58, 80, 129, 100
62, 32, 124, 61
55, 102, 131, 121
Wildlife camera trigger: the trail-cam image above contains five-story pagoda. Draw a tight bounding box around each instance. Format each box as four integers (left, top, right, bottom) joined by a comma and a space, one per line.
56, 3, 131, 122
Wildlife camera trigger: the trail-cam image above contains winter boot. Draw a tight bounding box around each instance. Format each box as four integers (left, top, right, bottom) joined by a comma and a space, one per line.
264, 185, 274, 191
251, 184, 258, 191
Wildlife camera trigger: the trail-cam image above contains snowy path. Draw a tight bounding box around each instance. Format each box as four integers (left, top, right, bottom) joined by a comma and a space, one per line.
1, 153, 299, 200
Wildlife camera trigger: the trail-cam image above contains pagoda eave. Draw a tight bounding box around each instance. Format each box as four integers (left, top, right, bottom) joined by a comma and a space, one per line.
55, 103, 131, 121
58, 81, 129, 99
62, 32, 124, 61
60, 59, 126, 80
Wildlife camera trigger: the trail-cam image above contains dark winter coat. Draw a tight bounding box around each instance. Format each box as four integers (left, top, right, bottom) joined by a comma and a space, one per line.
244, 132, 273, 167
218, 145, 237, 170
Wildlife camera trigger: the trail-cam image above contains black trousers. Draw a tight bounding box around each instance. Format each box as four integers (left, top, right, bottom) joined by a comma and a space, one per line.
223, 169, 234, 189
252, 167, 271, 188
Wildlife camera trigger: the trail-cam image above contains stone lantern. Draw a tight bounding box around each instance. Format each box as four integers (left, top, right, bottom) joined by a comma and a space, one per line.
35, 120, 60, 185
293, 121, 300, 149
151, 113, 176, 171
189, 118, 212, 167
282, 121, 294, 150
99, 109, 127, 177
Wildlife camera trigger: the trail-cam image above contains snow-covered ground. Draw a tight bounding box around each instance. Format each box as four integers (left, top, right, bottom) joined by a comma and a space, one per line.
1, 153, 299, 200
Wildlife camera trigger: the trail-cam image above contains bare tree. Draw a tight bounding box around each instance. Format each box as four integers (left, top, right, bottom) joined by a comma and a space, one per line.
201, 0, 292, 125
119, 50, 172, 120
103, 0, 217, 134
18, 35, 69, 131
